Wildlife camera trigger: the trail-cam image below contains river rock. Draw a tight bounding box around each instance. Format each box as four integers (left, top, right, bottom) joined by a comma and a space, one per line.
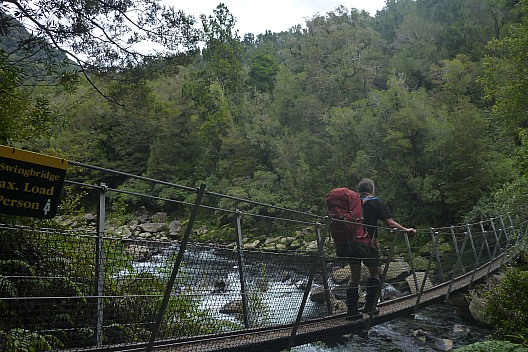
452, 324, 470, 338
220, 300, 243, 314
432, 337, 454, 351
114, 225, 132, 238
169, 220, 182, 235
212, 280, 226, 293
150, 212, 168, 223
139, 222, 167, 233
468, 290, 492, 325
305, 241, 318, 252
126, 244, 151, 261
332, 267, 350, 284
333, 298, 347, 313
310, 286, 328, 303
244, 240, 260, 249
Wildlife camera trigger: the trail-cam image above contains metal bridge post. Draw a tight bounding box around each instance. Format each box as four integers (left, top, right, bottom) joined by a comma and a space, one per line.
479, 221, 493, 264
487, 218, 503, 279
465, 225, 479, 283
498, 215, 515, 266
365, 228, 399, 328
446, 226, 462, 301
147, 183, 207, 352
414, 229, 438, 314
404, 231, 419, 293
430, 228, 445, 282
235, 209, 250, 328
469, 222, 489, 289
315, 222, 333, 315
288, 217, 329, 349
503, 214, 514, 248
95, 183, 107, 347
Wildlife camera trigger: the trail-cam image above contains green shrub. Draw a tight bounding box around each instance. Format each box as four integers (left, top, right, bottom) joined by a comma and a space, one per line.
483, 268, 528, 342
454, 340, 528, 352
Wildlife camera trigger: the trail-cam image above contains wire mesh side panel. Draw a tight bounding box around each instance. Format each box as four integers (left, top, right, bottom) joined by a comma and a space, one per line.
0, 224, 99, 350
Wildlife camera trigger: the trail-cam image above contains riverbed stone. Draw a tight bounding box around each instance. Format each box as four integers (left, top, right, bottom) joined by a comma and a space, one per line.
305, 241, 318, 252
468, 290, 492, 325
452, 324, 470, 338
432, 337, 454, 351
126, 244, 151, 261
310, 286, 333, 303
139, 222, 167, 233
244, 240, 260, 249
220, 300, 242, 314
168, 220, 182, 234
332, 267, 350, 284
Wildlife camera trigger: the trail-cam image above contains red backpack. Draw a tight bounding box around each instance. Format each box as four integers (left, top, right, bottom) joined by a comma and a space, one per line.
325, 187, 367, 244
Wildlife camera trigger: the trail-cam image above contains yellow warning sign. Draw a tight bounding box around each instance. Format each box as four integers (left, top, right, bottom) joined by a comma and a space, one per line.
0, 145, 68, 218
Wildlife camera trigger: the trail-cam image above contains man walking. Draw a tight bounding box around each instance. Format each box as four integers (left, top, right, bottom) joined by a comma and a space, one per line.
342, 178, 416, 319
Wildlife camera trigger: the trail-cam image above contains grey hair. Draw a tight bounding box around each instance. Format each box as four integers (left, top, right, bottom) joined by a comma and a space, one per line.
358, 178, 375, 195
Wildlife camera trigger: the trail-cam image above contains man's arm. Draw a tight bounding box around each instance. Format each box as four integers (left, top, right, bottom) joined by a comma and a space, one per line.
384, 218, 417, 234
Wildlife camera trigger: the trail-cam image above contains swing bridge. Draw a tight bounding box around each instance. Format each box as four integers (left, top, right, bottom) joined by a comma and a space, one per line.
0, 160, 524, 352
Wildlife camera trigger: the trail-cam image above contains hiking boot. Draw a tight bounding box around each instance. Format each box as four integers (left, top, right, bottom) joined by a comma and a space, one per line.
362, 277, 380, 315
346, 285, 362, 320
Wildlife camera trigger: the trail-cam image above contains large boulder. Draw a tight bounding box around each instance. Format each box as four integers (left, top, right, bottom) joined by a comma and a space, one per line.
139, 222, 167, 233
468, 290, 492, 326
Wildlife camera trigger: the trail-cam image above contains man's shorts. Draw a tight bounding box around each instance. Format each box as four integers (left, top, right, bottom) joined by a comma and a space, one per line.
335, 239, 380, 268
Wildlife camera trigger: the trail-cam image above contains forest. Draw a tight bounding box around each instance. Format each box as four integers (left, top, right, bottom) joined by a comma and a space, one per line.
2, 0, 528, 230
2, 0, 528, 350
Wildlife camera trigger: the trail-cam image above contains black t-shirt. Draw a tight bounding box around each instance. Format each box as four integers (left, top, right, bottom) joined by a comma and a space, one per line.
361, 197, 392, 237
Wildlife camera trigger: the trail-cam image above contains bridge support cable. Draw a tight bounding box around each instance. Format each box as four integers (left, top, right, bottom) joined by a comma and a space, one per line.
235, 209, 251, 328
146, 183, 207, 352
95, 183, 107, 347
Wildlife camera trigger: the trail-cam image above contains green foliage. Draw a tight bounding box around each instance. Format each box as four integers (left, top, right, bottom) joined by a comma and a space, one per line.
483, 268, 528, 341
58, 186, 88, 217
454, 340, 528, 352
248, 54, 280, 93
492, 177, 528, 228
1, 328, 63, 352
481, 0, 528, 138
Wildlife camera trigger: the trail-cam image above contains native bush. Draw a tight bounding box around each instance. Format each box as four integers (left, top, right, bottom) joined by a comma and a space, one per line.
454, 340, 528, 352
483, 268, 528, 342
